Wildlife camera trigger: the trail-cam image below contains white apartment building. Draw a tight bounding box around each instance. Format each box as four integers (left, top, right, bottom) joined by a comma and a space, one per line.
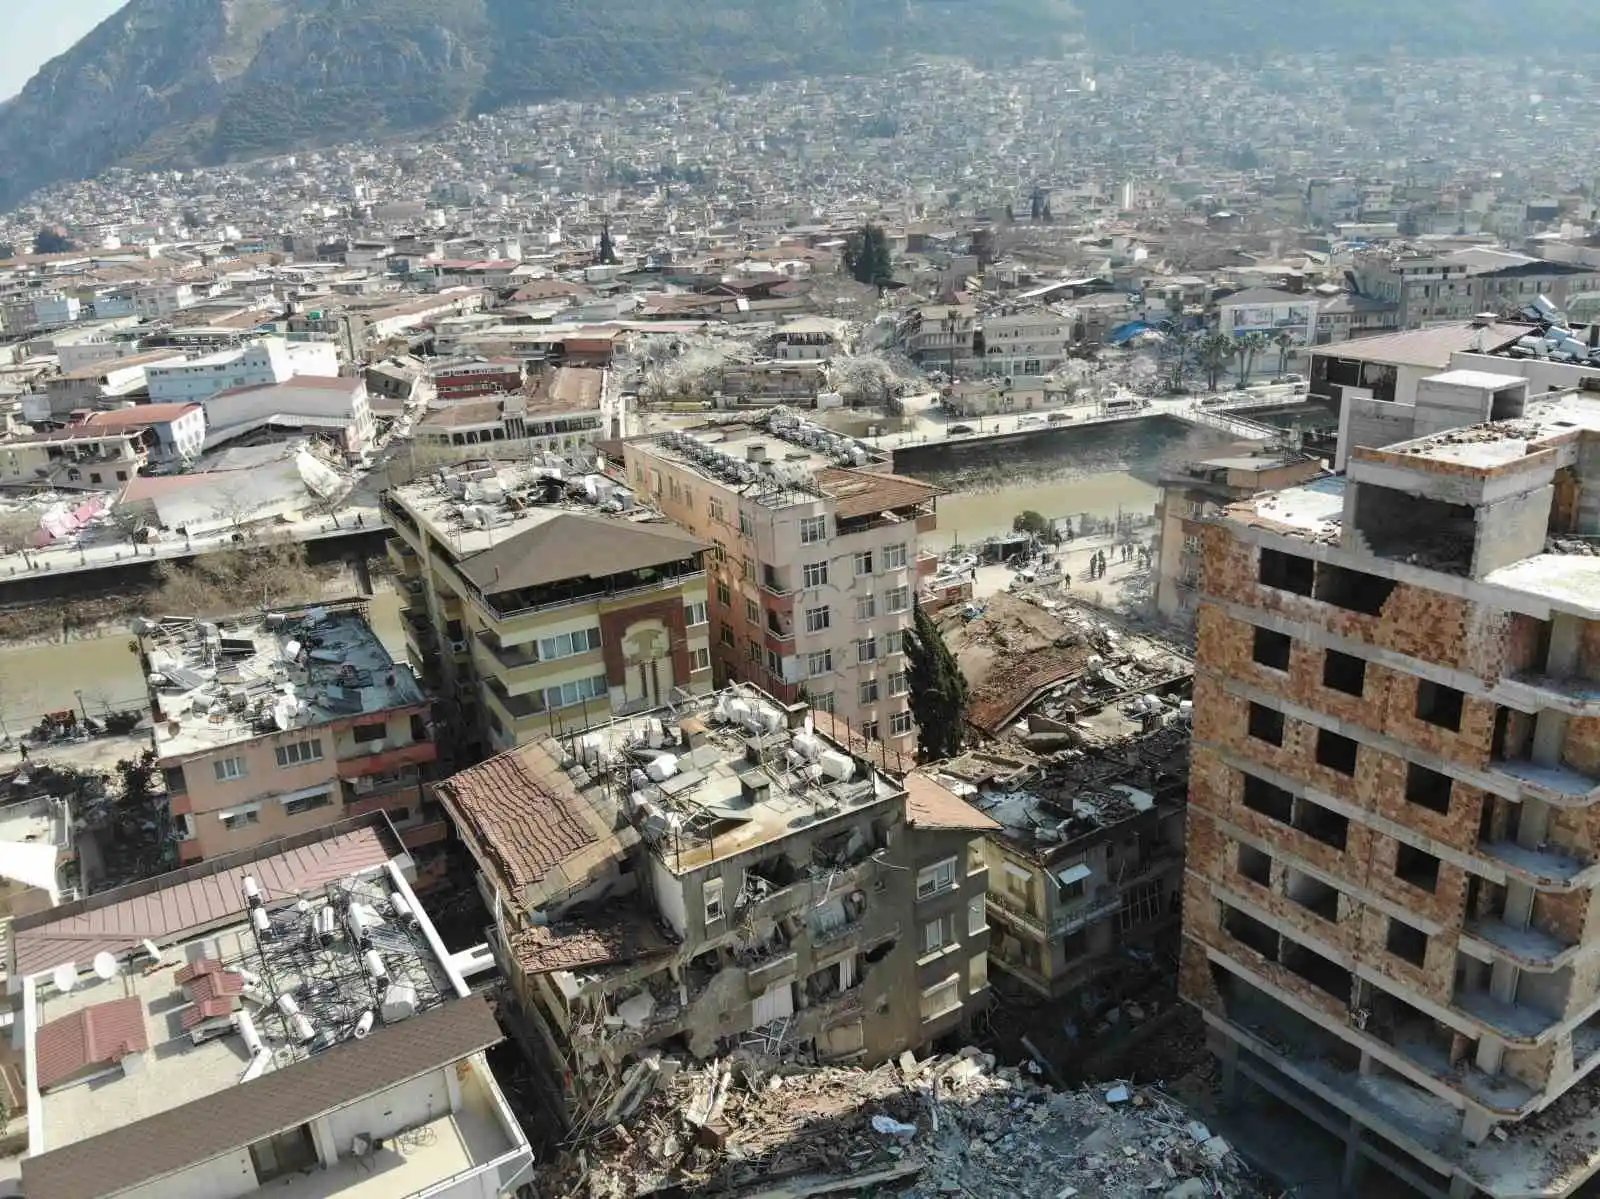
624, 415, 941, 756
980, 309, 1071, 377
146, 337, 341, 404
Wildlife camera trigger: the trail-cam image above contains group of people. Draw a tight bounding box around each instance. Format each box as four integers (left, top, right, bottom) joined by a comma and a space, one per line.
1083, 540, 1150, 581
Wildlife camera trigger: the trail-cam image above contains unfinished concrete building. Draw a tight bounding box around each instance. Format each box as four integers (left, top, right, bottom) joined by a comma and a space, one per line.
434, 684, 996, 1126
927, 726, 1188, 1001
1182, 388, 1600, 1198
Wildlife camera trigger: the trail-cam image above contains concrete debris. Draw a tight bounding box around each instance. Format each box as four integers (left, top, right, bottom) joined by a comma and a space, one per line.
556, 1050, 1276, 1199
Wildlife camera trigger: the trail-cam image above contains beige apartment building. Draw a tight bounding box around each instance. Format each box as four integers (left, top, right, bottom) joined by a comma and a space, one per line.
1181, 386, 1600, 1198
1152, 449, 1325, 629
436, 684, 996, 1126
622, 414, 941, 756
139, 602, 446, 874
383, 459, 713, 760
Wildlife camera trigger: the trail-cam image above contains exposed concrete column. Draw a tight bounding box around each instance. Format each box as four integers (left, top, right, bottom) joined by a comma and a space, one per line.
1532, 710, 1570, 768
1503, 880, 1535, 930
1548, 614, 1582, 675
1461, 1106, 1495, 1145
1489, 959, 1520, 1006
1475, 1034, 1505, 1075
1449, 1174, 1480, 1199
1514, 797, 1551, 850
1216, 1037, 1239, 1110
1358, 1050, 1376, 1077
1339, 1118, 1366, 1195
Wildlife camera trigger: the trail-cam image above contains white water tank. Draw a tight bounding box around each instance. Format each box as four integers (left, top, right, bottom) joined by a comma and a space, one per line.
818, 750, 854, 782
381, 983, 419, 1023
645, 754, 679, 782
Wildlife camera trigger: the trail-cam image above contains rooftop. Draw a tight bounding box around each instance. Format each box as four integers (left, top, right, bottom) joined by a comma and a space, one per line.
1314, 321, 1534, 369
144, 602, 423, 762
523, 364, 604, 413
23, 845, 468, 1180
388, 458, 706, 576
637, 408, 888, 506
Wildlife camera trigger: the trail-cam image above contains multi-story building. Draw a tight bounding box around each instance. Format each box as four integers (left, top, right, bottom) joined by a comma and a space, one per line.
7, 814, 533, 1199
1181, 389, 1600, 1198
1351, 248, 1600, 330
979, 308, 1071, 378
435, 684, 996, 1126
1215, 286, 1319, 353
0, 426, 148, 490
409, 368, 607, 465
145, 337, 340, 404
623, 414, 941, 756
1152, 450, 1325, 629
138, 602, 447, 876
899, 304, 978, 374
924, 724, 1189, 1001
383, 459, 713, 760
431, 359, 525, 401
76, 402, 207, 468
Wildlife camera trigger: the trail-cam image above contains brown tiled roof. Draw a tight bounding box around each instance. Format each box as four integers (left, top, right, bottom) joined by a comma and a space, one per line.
180, 997, 237, 1029
904, 773, 1001, 832
435, 741, 600, 900
966, 647, 1090, 735
23, 995, 504, 1199
814, 467, 942, 520
185, 970, 244, 1003
173, 958, 220, 985
510, 911, 673, 975
456, 512, 707, 596
35, 998, 149, 1091
11, 823, 393, 979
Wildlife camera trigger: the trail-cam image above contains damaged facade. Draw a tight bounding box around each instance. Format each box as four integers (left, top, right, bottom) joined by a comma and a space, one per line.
1183, 386, 1600, 1198
433, 684, 996, 1128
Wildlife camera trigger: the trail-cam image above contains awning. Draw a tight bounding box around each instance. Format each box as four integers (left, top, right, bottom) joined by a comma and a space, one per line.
0, 841, 61, 902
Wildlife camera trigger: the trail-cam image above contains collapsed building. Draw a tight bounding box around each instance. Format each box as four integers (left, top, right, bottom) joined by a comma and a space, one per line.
433, 684, 997, 1129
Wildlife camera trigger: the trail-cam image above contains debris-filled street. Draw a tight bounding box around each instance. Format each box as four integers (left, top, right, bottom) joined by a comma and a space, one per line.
553, 1048, 1277, 1199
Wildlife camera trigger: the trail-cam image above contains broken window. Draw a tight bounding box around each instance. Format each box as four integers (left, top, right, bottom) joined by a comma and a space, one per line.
1285, 869, 1340, 922
1315, 729, 1359, 775
1248, 702, 1286, 746
1259, 548, 1314, 596
1237, 843, 1272, 887
703, 878, 725, 925
1221, 903, 1280, 961
1252, 626, 1292, 671
1405, 763, 1453, 814
1386, 918, 1428, 967
917, 858, 958, 900
1322, 650, 1366, 697
1241, 772, 1294, 823
1119, 880, 1163, 931
1281, 938, 1352, 1001
1314, 563, 1396, 616
1415, 680, 1464, 732
1394, 842, 1441, 893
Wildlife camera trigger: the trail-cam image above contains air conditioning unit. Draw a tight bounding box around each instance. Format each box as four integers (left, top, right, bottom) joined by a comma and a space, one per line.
450, 639, 468, 654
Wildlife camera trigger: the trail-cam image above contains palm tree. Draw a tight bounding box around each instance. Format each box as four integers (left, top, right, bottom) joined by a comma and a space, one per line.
1235, 331, 1270, 386
1199, 333, 1233, 392
1273, 328, 1296, 376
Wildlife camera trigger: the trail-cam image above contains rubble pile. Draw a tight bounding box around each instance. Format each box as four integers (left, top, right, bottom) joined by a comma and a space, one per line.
564, 1048, 1275, 1199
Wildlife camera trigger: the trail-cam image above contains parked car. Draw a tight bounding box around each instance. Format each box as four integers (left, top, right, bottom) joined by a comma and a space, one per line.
947, 423, 975, 435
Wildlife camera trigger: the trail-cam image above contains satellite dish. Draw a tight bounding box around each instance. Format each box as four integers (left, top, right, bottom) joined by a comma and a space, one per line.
92, 952, 119, 981
52, 964, 77, 994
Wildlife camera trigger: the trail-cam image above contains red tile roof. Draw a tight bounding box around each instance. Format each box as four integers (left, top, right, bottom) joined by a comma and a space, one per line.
173, 958, 220, 985
35, 997, 150, 1091
434, 741, 601, 901
79, 404, 200, 429
814, 467, 943, 520
185, 971, 244, 1003
12, 825, 392, 979
904, 773, 1002, 832
181, 997, 237, 1030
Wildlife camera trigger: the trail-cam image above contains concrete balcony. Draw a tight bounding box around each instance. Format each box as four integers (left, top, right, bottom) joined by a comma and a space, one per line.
1485, 757, 1600, 807
1460, 916, 1579, 972
1497, 669, 1600, 717
1478, 838, 1596, 892
1452, 988, 1562, 1045
336, 740, 439, 781
745, 951, 799, 994
387, 537, 421, 577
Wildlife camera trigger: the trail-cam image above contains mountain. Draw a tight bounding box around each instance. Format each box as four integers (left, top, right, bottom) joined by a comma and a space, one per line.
0, 0, 1082, 208
1073, 0, 1598, 57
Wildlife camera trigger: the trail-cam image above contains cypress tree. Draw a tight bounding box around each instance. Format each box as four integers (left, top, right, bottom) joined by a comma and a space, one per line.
904, 602, 970, 762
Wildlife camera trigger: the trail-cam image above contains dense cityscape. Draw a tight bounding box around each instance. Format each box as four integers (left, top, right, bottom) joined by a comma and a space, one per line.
0, 18, 1598, 1199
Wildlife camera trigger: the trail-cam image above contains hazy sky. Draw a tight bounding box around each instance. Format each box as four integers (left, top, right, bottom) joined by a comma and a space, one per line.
3, 0, 128, 99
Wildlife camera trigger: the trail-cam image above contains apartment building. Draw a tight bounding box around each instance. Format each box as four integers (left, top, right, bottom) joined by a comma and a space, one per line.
1351, 249, 1600, 330
899, 304, 978, 374
383, 459, 713, 760
1181, 388, 1600, 1198
410, 367, 607, 464
622, 413, 941, 755
435, 685, 996, 1126
145, 337, 340, 404
138, 603, 447, 873
979, 308, 1072, 378
8, 815, 532, 1199
924, 724, 1188, 1000
1152, 450, 1325, 628
0, 427, 148, 490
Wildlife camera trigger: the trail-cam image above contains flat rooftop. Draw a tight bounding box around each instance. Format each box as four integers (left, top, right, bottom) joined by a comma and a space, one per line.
1365, 392, 1600, 472
599, 687, 913, 872
27, 857, 459, 1157
388, 457, 695, 562
145, 603, 423, 762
